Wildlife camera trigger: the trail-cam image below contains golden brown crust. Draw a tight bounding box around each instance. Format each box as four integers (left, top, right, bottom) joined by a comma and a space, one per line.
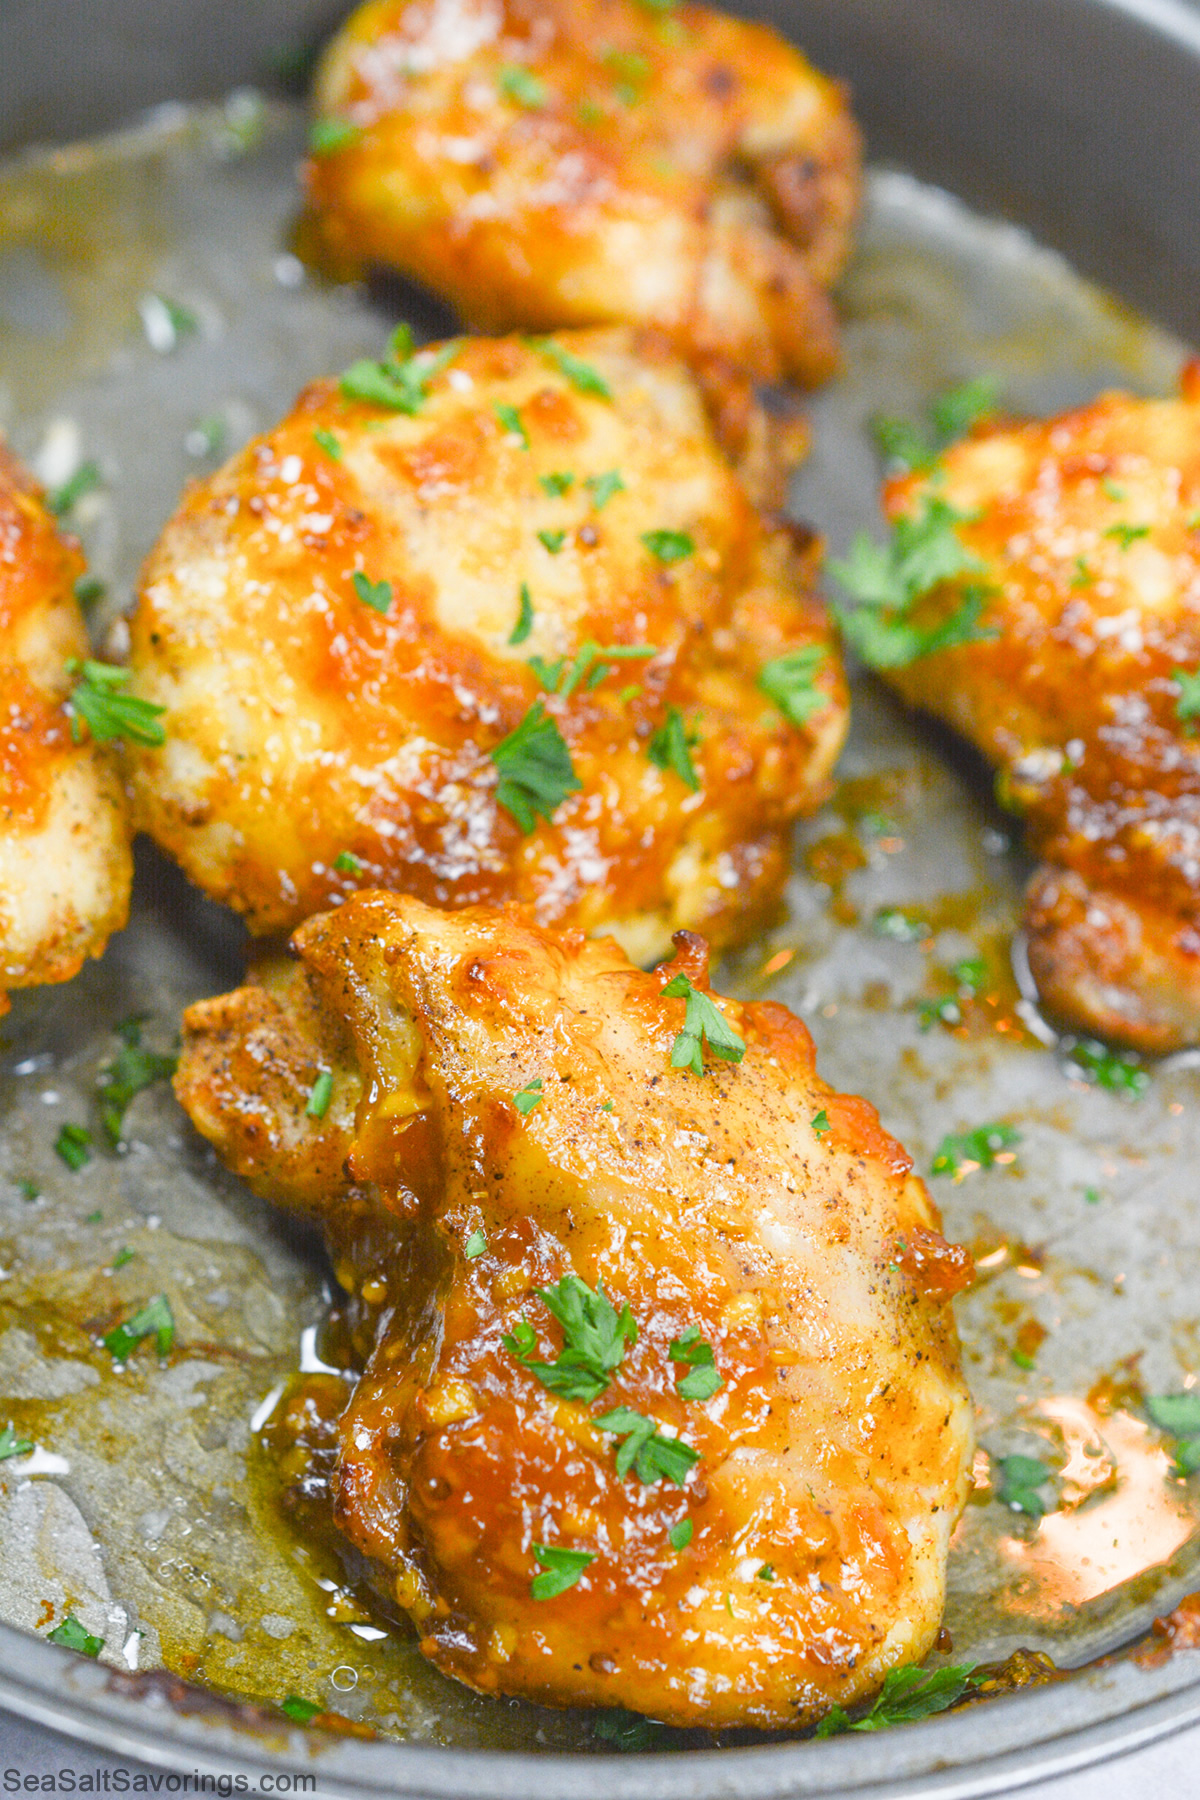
0, 444, 131, 1005
176, 892, 973, 1729
128, 328, 847, 959
877, 366, 1200, 1050
305, 0, 861, 387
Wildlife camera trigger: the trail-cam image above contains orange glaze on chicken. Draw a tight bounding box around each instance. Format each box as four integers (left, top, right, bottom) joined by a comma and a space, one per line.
176, 893, 974, 1729
876, 364, 1200, 1052
126, 328, 847, 963
0, 445, 130, 1008
304, 0, 861, 395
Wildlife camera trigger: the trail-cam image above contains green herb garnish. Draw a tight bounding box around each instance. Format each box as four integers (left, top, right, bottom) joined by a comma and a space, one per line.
641, 529, 694, 565
47, 1617, 103, 1658
529, 338, 612, 401
340, 337, 460, 415
668, 1518, 693, 1551
0, 1425, 32, 1461
537, 529, 567, 554
54, 1123, 91, 1171
464, 1229, 487, 1260
494, 402, 529, 448
97, 1017, 177, 1146
594, 1406, 699, 1485
872, 906, 931, 943
280, 1695, 322, 1724
66, 660, 166, 747
1104, 522, 1151, 550
668, 1326, 722, 1401
313, 427, 342, 461
930, 1122, 1020, 1177
1064, 1038, 1149, 1098
993, 1452, 1054, 1518
510, 582, 535, 646
514, 1078, 544, 1115
1173, 668, 1200, 730
830, 497, 994, 671
647, 707, 699, 790
531, 1543, 594, 1599
498, 65, 548, 109
1146, 1393, 1200, 1477
309, 117, 361, 155
102, 1293, 175, 1363
810, 1109, 831, 1137
585, 469, 624, 509
661, 971, 745, 1077
758, 647, 827, 728
540, 471, 574, 496
110, 1247, 134, 1271
503, 1273, 636, 1402
46, 461, 102, 518
352, 571, 392, 614
333, 850, 363, 875
74, 574, 105, 609
872, 377, 998, 472
491, 701, 581, 831
305, 1070, 334, 1119
815, 1664, 981, 1736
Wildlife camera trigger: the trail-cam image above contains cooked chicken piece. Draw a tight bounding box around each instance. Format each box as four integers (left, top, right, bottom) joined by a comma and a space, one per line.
304, 0, 861, 395
849, 366, 1200, 1052
126, 328, 846, 963
0, 446, 131, 1010
176, 892, 973, 1730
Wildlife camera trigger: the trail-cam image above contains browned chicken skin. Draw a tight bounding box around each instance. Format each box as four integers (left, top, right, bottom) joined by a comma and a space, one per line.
0, 445, 131, 1009
304, 0, 861, 392
126, 328, 846, 963
176, 893, 973, 1729
872, 365, 1200, 1053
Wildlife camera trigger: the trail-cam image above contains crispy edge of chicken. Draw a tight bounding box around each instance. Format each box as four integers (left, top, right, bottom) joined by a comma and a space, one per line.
0, 445, 131, 1009
304, 0, 861, 394
869, 363, 1200, 1052
126, 327, 847, 962
175, 892, 974, 1730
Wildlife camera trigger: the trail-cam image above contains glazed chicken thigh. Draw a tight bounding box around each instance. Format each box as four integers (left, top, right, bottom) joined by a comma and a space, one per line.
852, 366, 1200, 1052
0, 446, 131, 1009
176, 893, 973, 1729
305, 0, 861, 393
126, 327, 846, 962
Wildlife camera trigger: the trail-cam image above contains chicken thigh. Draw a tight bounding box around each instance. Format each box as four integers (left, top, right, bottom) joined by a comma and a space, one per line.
175, 892, 973, 1729
126, 327, 846, 962
835, 366, 1200, 1053
304, 0, 861, 393
0, 445, 131, 1010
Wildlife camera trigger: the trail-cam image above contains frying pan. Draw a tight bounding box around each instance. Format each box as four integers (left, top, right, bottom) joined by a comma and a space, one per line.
2, 0, 1200, 1792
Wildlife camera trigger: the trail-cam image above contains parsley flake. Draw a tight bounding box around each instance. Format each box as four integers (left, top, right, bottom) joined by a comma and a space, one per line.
305, 1070, 334, 1119
1070, 556, 1093, 590
494, 402, 529, 448
102, 1293, 175, 1363
491, 701, 581, 831
528, 654, 565, 691
815, 1665, 981, 1736
280, 1696, 322, 1725
872, 377, 998, 472
47, 1616, 104, 1658
595, 1406, 699, 1485
872, 905, 932, 943
1104, 522, 1151, 550
669, 1326, 722, 1401
1174, 668, 1200, 730
110, 1247, 134, 1271
0, 1424, 32, 1461
503, 1273, 636, 1402
498, 64, 548, 109
46, 461, 102, 518
514, 1078, 544, 1115
352, 571, 392, 614
537, 529, 567, 554
550, 640, 656, 698
54, 1123, 91, 1171
993, 1452, 1054, 1518
1063, 1037, 1149, 1098
74, 574, 105, 609
333, 850, 363, 875
341, 337, 460, 415
66, 660, 166, 747
668, 1518, 693, 1551
758, 647, 827, 728
313, 427, 342, 461
585, 469, 624, 509
531, 1543, 594, 1599
528, 338, 613, 401
648, 707, 699, 790
642, 529, 694, 565
1146, 1393, 1200, 1476
661, 971, 745, 1077
309, 117, 361, 155
829, 496, 994, 671
97, 1018, 177, 1146
510, 582, 535, 646
756, 1564, 775, 1581
540, 471, 574, 496
464, 1229, 487, 1259
930, 1122, 1020, 1178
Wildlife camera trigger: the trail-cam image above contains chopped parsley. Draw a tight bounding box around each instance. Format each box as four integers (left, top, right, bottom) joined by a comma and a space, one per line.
305, 1070, 334, 1119
46, 460, 102, 518
66, 660, 166, 747
464, 1229, 487, 1260
504, 1273, 636, 1402
540, 471, 574, 496
280, 1696, 322, 1724
352, 571, 392, 615
498, 64, 548, 109
509, 582, 535, 646
491, 701, 581, 831
829, 496, 994, 671
1063, 1037, 1149, 1098
1084, 1186, 1102, 1205
1145, 1393, 1200, 1477
661, 971, 745, 1077
47, 1616, 104, 1658
604, 47, 650, 105
537, 529, 567, 554
916, 956, 988, 1031
595, 1406, 699, 1485
668, 1518, 693, 1551
1104, 522, 1151, 550
641, 529, 694, 565
313, 427, 342, 461
993, 1452, 1054, 1518
556, 641, 656, 698
102, 1293, 175, 1363
815, 1664, 981, 1736
1070, 557, 1093, 590
309, 116, 361, 155
54, 1123, 92, 1171
513, 1078, 544, 1115
810, 1109, 831, 1137
0, 1425, 32, 1461
494, 402, 529, 448
528, 654, 565, 691
110, 1247, 134, 1271
531, 1543, 594, 1599
756, 1564, 775, 1581
668, 1326, 722, 1401
97, 1017, 178, 1146
1173, 668, 1200, 729
74, 574, 105, 609
758, 647, 827, 728
930, 1122, 1020, 1178
333, 850, 363, 875
528, 338, 613, 401
872, 905, 931, 943
340, 337, 460, 415
585, 469, 624, 509
872, 376, 998, 472
17, 1180, 38, 1202
647, 707, 699, 790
